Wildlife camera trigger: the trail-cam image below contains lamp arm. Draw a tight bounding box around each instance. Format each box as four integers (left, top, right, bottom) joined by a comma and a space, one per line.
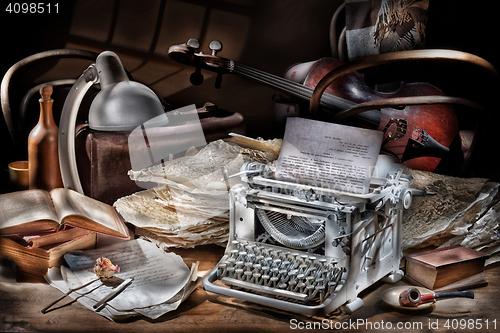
58, 65, 99, 193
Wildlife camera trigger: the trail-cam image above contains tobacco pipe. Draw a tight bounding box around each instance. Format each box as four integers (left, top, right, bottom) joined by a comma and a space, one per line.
399, 287, 474, 307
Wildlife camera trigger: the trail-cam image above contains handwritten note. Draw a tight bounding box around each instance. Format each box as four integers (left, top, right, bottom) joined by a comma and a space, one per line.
275, 118, 383, 194
64, 239, 191, 311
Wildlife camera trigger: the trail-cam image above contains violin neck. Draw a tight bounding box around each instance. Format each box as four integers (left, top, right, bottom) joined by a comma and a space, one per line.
232, 62, 382, 125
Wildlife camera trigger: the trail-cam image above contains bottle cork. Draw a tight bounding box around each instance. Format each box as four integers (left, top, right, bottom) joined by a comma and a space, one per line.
40, 85, 53, 101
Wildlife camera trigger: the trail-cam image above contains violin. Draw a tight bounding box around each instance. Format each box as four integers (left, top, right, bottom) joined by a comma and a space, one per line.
168, 38, 462, 172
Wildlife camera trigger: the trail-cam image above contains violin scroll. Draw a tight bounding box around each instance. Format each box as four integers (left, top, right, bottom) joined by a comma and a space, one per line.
168, 38, 230, 88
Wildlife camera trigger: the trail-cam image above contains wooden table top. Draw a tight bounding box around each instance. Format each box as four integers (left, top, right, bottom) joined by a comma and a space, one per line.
1, 245, 499, 333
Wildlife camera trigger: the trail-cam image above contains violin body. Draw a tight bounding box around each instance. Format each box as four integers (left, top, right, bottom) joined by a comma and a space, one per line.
281, 58, 458, 171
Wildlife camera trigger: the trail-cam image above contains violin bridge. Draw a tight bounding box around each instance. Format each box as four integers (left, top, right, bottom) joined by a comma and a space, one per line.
383, 118, 407, 143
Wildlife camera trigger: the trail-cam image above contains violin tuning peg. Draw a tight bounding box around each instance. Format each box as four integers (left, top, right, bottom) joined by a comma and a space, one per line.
187, 38, 201, 50
209, 40, 223, 56
190, 67, 204, 86
215, 73, 223, 89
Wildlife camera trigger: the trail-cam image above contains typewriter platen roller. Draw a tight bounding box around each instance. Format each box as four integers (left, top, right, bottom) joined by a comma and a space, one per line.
203, 157, 422, 316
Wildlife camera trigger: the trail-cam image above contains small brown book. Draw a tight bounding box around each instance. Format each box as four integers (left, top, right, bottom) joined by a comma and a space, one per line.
405, 246, 489, 291
23, 227, 92, 248
0, 233, 97, 277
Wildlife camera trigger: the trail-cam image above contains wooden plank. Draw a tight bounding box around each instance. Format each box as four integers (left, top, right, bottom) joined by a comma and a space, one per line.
1, 246, 499, 332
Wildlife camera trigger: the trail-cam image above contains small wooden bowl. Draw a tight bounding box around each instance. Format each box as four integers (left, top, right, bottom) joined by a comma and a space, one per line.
8, 161, 29, 189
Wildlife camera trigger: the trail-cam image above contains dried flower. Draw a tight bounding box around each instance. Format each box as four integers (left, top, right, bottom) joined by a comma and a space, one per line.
94, 257, 120, 279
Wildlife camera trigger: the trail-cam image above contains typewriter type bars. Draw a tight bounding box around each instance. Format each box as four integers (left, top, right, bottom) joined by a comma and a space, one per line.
203, 160, 419, 316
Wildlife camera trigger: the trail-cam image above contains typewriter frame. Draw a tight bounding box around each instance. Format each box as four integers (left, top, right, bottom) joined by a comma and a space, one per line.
204, 165, 416, 316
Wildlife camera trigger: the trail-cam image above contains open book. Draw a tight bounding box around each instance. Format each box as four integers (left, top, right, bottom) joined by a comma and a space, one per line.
0, 188, 130, 240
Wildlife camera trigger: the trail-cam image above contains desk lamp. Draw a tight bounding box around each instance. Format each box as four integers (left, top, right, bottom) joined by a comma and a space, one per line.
58, 51, 168, 193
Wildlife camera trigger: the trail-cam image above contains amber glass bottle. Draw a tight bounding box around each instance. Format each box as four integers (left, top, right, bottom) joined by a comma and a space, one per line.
28, 85, 63, 190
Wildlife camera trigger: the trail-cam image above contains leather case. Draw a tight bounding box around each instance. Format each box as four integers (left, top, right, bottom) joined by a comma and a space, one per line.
76, 108, 245, 205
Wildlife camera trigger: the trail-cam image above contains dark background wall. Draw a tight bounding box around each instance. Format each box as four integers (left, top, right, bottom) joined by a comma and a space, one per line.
1, 0, 498, 194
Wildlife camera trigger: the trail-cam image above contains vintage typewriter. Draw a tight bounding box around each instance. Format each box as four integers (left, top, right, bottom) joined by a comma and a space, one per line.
203, 157, 421, 316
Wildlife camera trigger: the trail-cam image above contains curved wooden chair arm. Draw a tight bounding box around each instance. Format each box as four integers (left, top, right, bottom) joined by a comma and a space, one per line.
309, 49, 498, 116
1, 49, 98, 148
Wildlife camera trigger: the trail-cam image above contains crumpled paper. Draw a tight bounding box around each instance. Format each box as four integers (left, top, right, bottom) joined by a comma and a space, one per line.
401, 168, 499, 265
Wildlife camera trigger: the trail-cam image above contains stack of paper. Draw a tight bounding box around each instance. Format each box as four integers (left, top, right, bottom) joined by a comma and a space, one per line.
115, 187, 229, 248
115, 138, 282, 248
44, 239, 201, 321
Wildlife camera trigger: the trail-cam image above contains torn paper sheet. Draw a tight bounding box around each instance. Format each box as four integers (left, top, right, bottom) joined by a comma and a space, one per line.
438, 200, 500, 265
63, 239, 191, 311
128, 140, 245, 191
127, 139, 281, 191
45, 266, 138, 321
46, 260, 201, 320
275, 118, 383, 194
401, 168, 499, 251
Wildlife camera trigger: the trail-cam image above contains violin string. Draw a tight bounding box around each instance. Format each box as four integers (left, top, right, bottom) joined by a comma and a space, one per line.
227, 61, 427, 142
234, 63, 318, 102
235, 63, 352, 109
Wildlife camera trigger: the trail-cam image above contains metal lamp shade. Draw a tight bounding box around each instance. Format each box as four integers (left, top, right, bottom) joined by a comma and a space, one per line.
88, 51, 168, 131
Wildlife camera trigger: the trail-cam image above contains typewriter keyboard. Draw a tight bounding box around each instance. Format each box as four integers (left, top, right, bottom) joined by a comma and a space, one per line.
215, 239, 345, 303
